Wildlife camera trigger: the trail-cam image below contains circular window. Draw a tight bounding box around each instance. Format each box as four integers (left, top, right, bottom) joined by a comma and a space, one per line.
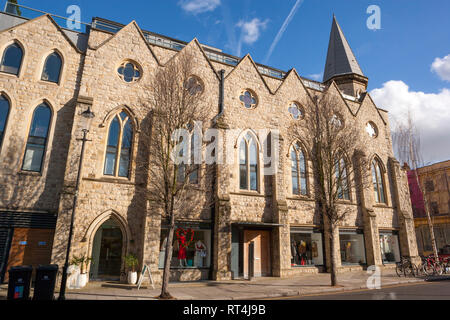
184, 76, 204, 95
117, 61, 141, 83
330, 113, 344, 129
239, 90, 257, 109
288, 102, 304, 120
366, 121, 378, 138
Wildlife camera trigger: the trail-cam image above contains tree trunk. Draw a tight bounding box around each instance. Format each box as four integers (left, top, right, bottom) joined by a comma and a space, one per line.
160, 213, 175, 299
329, 224, 339, 286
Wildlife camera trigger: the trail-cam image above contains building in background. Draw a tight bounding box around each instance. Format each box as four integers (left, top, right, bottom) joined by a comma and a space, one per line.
406, 160, 450, 256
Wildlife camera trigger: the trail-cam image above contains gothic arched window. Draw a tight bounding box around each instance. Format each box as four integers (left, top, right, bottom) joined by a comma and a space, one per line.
372, 159, 386, 203
104, 111, 134, 177
0, 94, 10, 149
176, 132, 199, 184
41, 51, 62, 83
239, 132, 258, 191
0, 42, 23, 75
22, 103, 52, 172
291, 142, 307, 195
336, 157, 350, 200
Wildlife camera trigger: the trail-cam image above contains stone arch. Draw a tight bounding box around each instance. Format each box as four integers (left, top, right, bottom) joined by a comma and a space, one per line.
100, 105, 140, 132
83, 209, 131, 276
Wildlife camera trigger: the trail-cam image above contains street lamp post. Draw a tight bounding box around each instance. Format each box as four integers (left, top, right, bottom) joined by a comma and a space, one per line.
58, 106, 95, 300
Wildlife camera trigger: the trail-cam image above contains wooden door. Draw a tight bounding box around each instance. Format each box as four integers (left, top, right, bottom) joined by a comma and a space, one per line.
243, 230, 271, 277
5, 228, 54, 282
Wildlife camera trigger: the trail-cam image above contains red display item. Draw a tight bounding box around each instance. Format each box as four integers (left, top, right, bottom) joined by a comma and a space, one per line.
177, 234, 187, 260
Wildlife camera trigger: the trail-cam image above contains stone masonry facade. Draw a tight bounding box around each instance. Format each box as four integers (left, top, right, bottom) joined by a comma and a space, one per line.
0, 10, 419, 284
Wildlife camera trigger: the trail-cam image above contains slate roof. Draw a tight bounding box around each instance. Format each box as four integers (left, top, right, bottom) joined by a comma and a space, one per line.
323, 16, 365, 82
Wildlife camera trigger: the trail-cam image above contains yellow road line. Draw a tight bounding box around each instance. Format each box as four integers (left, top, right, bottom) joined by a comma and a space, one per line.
264, 280, 433, 300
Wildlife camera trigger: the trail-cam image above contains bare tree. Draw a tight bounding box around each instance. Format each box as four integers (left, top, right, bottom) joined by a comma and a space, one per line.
392, 110, 439, 260
290, 90, 371, 286
139, 51, 210, 299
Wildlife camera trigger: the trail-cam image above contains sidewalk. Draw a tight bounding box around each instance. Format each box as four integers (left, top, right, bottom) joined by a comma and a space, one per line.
1, 270, 430, 300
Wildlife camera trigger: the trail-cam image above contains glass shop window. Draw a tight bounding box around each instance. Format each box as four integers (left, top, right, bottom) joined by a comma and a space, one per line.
159, 227, 211, 269
290, 230, 323, 266
379, 233, 400, 263
339, 232, 366, 265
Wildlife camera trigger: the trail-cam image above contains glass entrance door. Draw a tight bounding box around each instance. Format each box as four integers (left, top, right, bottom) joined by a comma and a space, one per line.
91, 219, 123, 280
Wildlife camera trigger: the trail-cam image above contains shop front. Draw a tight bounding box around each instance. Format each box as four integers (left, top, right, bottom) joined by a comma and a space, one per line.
290, 227, 324, 268
339, 229, 367, 265
159, 221, 211, 270
379, 230, 401, 264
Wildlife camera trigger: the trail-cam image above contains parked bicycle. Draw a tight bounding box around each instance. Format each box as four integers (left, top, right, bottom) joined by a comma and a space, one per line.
420, 255, 444, 276
396, 256, 418, 277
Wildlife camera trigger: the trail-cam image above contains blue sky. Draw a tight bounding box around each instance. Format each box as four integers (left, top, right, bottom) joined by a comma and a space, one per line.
7, 0, 450, 164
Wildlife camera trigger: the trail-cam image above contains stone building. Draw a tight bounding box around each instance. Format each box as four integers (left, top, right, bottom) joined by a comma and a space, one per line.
0, 6, 418, 284
406, 160, 450, 256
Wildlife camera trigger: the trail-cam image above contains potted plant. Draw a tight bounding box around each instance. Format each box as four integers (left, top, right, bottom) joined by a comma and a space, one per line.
125, 253, 139, 284
71, 255, 92, 288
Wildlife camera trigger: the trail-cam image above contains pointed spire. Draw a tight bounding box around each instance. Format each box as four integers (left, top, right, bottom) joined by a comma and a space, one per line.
323, 16, 364, 82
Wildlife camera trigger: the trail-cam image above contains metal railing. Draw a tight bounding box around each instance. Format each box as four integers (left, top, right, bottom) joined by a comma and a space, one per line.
3, 2, 329, 86
3, 1, 91, 32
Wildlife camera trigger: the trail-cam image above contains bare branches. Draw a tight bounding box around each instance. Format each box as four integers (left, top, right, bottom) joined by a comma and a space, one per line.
290, 91, 371, 225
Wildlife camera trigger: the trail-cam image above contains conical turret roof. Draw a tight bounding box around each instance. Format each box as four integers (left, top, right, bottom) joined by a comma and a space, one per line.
323, 16, 364, 82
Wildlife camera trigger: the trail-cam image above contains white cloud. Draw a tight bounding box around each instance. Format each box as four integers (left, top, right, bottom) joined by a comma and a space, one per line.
370, 80, 450, 164
431, 54, 450, 82
178, 0, 221, 14
307, 73, 323, 81
236, 18, 269, 45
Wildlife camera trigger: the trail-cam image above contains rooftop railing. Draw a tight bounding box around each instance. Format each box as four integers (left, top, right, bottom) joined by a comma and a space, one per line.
2, 2, 327, 89
4, 1, 91, 33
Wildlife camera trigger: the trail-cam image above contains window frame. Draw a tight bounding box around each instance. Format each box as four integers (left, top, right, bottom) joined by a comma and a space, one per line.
336, 156, 350, 201
238, 132, 259, 192
290, 142, 308, 196
103, 110, 134, 178
21, 102, 53, 173
0, 41, 24, 76
371, 159, 387, 204
40, 50, 63, 84
0, 93, 11, 152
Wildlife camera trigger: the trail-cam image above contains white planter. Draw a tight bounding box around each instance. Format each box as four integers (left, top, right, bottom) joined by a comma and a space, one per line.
127, 271, 137, 285
77, 273, 88, 288
67, 265, 80, 289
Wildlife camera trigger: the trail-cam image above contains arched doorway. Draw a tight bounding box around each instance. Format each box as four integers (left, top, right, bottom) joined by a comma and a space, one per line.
90, 218, 123, 280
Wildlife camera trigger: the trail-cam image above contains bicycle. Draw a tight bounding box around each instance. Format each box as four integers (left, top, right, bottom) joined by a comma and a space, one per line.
396, 256, 418, 277
420, 255, 445, 276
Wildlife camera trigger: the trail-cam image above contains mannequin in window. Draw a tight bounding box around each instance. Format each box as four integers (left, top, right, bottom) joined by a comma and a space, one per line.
194, 240, 207, 267
297, 240, 307, 265
291, 240, 298, 265
345, 242, 353, 263
177, 232, 187, 267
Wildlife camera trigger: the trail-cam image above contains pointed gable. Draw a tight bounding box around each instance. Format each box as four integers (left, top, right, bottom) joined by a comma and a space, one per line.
225, 54, 272, 94
94, 20, 159, 65
323, 16, 364, 82
0, 14, 83, 53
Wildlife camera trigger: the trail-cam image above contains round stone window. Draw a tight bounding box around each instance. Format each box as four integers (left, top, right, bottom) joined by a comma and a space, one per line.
239, 90, 257, 109
288, 102, 304, 120
330, 113, 344, 129
366, 121, 378, 138
117, 61, 141, 83
184, 76, 204, 95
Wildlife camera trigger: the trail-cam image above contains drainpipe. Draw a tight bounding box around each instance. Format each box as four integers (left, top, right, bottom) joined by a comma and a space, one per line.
209, 70, 225, 280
